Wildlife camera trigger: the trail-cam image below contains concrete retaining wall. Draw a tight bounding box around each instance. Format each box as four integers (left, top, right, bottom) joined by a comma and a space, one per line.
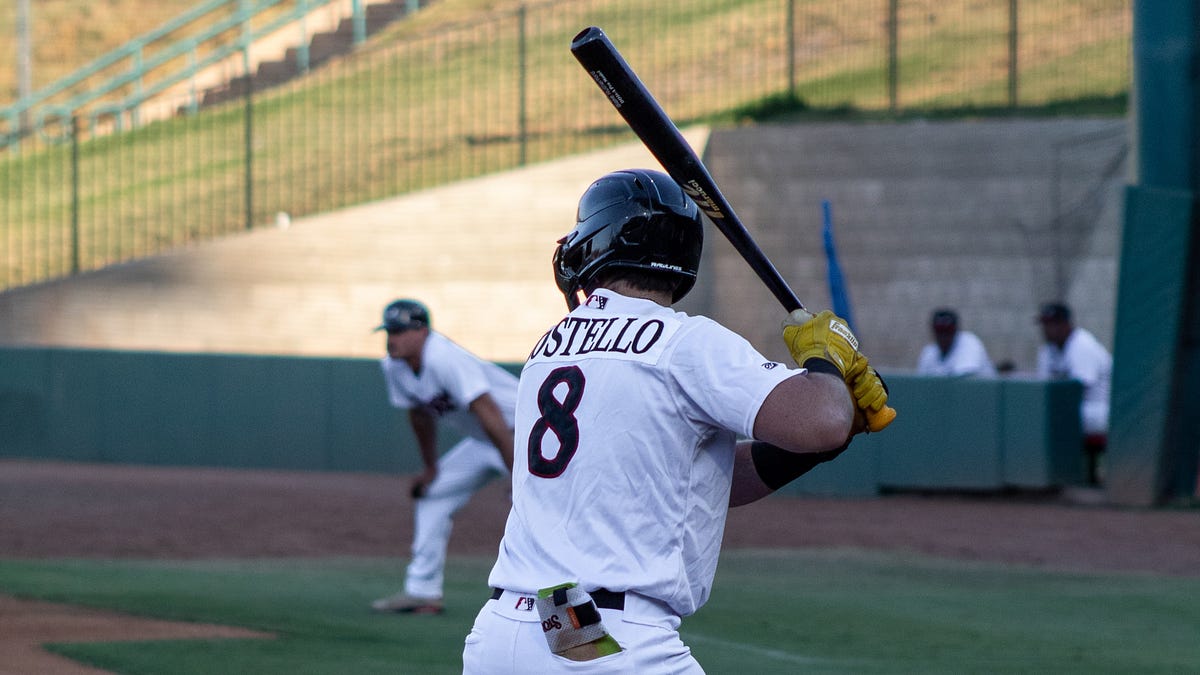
0, 119, 1126, 373
685, 118, 1127, 373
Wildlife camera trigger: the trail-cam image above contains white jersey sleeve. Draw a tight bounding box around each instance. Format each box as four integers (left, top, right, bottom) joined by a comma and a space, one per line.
664, 316, 798, 437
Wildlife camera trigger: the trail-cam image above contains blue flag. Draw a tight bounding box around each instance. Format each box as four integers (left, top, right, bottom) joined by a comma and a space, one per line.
822, 200, 855, 330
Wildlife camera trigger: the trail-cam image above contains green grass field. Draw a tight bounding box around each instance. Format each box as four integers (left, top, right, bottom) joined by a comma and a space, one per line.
2, 549, 1197, 674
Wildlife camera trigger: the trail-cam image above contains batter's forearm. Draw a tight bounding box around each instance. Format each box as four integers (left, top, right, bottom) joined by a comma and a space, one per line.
730, 441, 775, 507
730, 440, 848, 507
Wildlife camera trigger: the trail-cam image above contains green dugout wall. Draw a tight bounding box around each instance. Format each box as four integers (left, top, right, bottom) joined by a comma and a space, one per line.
1107, 1, 1200, 505
0, 348, 1087, 495
778, 375, 1084, 497
0, 347, 444, 472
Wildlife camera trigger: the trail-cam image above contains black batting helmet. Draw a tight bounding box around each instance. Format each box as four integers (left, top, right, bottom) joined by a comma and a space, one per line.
375, 299, 430, 332
553, 169, 703, 309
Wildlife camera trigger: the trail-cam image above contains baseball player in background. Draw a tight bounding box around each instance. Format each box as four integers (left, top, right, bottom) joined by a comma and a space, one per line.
1036, 301, 1112, 485
369, 299, 517, 615
915, 308, 997, 377
461, 169, 893, 672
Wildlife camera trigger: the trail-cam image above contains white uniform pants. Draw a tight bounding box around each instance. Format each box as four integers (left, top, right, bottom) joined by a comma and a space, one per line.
403, 437, 506, 599
462, 589, 703, 674
1081, 400, 1109, 437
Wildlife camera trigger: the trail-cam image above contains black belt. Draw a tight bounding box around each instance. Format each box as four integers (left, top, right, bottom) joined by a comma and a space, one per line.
490, 587, 625, 611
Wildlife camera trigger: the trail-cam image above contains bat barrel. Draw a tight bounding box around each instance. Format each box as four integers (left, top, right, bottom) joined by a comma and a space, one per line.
571, 26, 603, 47
571, 26, 804, 314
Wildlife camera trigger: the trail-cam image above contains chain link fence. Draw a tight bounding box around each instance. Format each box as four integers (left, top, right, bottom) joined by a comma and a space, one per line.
0, 0, 1130, 291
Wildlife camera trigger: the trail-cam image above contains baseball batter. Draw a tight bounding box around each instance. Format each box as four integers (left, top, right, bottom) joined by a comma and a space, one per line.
461, 170, 892, 672
369, 299, 517, 615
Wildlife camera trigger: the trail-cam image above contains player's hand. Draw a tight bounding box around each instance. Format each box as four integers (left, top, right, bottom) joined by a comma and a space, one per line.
851, 366, 895, 433
410, 468, 437, 499
781, 309, 866, 380
782, 309, 895, 433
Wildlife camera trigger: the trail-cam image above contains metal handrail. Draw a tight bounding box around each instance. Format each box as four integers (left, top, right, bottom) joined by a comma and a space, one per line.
63, 0, 293, 125
1, 0, 364, 151
13, 0, 229, 110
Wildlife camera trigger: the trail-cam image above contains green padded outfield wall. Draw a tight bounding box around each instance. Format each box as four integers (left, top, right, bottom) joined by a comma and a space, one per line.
781, 376, 1084, 497
0, 347, 452, 472
1, 348, 1085, 494
1107, 1, 1200, 505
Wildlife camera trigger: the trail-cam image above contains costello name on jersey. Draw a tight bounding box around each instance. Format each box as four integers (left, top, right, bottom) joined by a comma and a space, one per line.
528, 315, 681, 364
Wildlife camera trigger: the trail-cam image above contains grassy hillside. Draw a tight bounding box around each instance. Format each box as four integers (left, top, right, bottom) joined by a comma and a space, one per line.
1, 0, 1130, 108
0, 0, 537, 105
0, 0, 1130, 289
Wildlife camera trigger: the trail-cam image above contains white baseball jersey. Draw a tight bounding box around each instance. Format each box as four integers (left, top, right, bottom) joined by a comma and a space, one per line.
380, 331, 518, 438
916, 330, 996, 377
1036, 327, 1112, 435
486, 289, 798, 618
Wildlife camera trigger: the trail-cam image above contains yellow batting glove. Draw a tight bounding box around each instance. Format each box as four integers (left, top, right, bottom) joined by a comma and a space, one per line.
781, 309, 866, 380
781, 309, 896, 433
853, 366, 896, 432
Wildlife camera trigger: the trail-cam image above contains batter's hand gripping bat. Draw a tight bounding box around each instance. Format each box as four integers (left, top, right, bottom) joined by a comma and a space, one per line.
570, 26, 896, 431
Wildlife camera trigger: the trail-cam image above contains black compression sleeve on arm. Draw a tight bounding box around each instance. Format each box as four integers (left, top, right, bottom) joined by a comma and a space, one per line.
803, 357, 843, 378
750, 441, 849, 491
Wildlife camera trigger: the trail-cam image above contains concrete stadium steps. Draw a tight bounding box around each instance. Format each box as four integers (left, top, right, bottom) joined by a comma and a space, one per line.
199, 0, 417, 107
305, 1, 410, 63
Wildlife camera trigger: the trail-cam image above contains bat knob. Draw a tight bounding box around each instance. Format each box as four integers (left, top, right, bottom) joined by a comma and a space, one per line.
865, 405, 897, 432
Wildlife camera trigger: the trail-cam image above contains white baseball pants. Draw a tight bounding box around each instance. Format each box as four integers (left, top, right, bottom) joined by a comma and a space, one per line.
462, 589, 703, 674
403, 437, 506, 599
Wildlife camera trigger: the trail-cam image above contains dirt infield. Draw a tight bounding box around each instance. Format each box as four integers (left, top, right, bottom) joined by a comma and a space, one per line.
0, 595, 271, 675
2, 459, 1199, 673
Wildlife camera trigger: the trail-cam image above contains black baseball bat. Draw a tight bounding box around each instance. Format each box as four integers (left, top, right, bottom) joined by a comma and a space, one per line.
570, 25, 804, 313
571, 26, 897, 431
